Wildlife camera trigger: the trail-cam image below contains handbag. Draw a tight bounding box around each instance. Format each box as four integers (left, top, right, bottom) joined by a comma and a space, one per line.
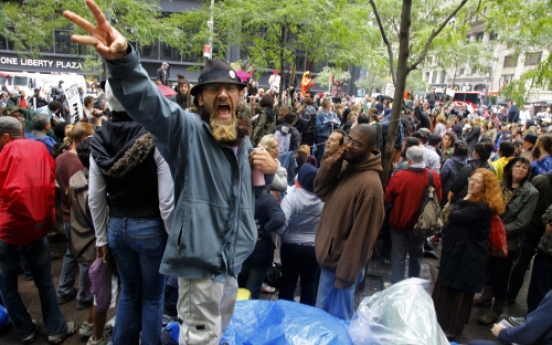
488, 214, 508, 257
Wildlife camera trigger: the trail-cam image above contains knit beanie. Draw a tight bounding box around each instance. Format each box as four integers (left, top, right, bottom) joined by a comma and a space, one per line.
297, 163, 318, 193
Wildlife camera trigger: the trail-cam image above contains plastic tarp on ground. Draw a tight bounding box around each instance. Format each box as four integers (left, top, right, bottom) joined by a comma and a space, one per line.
220, 299, 353, 345
349, 278, 450, 345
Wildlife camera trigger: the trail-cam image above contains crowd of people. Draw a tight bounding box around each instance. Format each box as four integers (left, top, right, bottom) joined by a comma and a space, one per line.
0, 1, 551, 345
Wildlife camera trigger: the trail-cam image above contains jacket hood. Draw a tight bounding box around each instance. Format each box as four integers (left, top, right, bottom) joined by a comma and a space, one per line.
91, 118, 154, 177
347, 150, 383, 173
274, 123, 292, 136
69, 168, 89, 192
263, 108, 276, 118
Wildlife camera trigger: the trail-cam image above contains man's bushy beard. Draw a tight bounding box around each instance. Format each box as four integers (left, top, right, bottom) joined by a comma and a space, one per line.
210, 112, 238, 144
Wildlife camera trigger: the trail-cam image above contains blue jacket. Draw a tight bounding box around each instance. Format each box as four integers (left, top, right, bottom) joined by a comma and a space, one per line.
531, 154, 552, 179
106, 46, 257, 283
498, 290, 552, 344
316, 111, 340, 138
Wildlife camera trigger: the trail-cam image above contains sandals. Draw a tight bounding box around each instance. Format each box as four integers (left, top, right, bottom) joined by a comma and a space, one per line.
48, 321, 76, 345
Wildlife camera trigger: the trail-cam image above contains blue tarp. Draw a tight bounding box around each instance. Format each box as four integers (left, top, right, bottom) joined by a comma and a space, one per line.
220, 300, 353, 345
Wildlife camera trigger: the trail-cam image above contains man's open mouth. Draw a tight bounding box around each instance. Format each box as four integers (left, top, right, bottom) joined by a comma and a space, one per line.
216, 104, 231, 119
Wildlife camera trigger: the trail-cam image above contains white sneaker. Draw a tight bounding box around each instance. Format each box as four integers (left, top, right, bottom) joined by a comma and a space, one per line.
79, 321, 94, 337
87, 335, 109, 345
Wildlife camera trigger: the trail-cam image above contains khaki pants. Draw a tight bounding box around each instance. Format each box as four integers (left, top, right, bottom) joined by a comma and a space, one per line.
177, 277, 238, 345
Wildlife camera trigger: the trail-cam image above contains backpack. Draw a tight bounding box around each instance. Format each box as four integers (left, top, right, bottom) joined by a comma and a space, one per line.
414, 171, 444, 237
274, 126, 291, 153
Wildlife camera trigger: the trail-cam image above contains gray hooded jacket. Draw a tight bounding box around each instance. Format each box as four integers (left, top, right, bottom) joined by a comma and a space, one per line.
106, 46, 257, 283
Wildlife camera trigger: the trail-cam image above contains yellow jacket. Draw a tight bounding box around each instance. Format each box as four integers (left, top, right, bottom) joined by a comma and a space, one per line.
491, 156, 514, 181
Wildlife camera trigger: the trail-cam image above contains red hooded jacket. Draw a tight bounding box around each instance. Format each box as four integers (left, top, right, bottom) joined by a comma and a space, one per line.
0, 139, 55, 245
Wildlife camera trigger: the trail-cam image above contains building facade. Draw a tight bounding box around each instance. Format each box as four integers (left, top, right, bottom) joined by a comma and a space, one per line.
422, 13, 551, 103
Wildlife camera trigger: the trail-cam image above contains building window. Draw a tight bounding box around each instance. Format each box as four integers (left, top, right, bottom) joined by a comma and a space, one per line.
425, 72, 430, 81
525, 52, 542, 66
440, 71, 446, 84
503, 55, 518, 68
489, 32, 498, 41
54, 30, 78, 54
139, 41, 159, 59
459, 68, 465, 75
466, 35, 471, 43
431, 73, 437, 84
476, 32, 484, 42
501, 74, 514, 86
160, 43, 181, 62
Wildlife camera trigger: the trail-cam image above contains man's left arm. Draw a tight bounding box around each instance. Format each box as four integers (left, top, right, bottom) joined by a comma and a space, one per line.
335, 194, 385, 289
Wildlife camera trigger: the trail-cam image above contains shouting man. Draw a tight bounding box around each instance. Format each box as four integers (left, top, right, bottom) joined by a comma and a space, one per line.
64, 2, 277, 344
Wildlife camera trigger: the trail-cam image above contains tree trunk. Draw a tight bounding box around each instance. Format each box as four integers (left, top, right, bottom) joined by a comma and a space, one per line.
381, 0, 412, 188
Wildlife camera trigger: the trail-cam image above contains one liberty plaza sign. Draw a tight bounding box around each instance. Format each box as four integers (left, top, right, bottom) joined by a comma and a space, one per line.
0, 55, 82, 71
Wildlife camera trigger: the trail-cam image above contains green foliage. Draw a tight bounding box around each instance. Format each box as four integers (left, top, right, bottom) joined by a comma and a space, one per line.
0, 0, 173, 77
484, 0, 552, 94
314, 67, 351, 88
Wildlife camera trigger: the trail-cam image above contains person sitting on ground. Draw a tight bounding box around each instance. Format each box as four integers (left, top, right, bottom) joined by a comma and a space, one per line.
295, 144, 317, 174
468, 289, 552, 345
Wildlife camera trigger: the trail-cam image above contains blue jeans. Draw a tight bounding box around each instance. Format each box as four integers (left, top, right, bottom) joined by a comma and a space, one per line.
108, 217, 167, 345
57, 221, 92, 302
316, 136, 328, 166
238, 263, 270, 299
316, 268, 364, 320
0, 237, 67, 340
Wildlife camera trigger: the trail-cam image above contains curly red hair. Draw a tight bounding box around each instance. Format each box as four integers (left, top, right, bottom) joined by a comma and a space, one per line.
468, 168, 505, 215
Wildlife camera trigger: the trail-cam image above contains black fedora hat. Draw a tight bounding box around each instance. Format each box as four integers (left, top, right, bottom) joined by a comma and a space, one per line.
190, 58, 247, 96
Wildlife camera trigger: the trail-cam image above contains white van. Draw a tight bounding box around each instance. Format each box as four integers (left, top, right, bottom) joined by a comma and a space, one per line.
0, 71, 86, 97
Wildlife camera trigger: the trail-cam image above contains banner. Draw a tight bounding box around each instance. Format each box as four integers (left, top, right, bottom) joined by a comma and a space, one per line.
62, 82, 83, 124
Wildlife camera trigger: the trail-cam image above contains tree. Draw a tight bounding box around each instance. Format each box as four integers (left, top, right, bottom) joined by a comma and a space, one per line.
366, 0, 474, 186
484, 0, 552, 103
0, 0, 172, 76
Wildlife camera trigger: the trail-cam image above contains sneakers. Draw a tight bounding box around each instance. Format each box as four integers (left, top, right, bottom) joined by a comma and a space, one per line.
507, 316, 526, 327
261, 283, 276, 294
87, 336, 109, 345
103, 316, 116, 338
57, 291, 77, 305
79, 321, 94, 337
48, 321, 76, 344
22, 319, 39, 344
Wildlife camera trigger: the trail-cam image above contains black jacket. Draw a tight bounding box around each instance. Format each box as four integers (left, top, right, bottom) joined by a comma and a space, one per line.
449, 159, 494, 203
244, 191, 285, 268
438, 200, 491, 293
90, 112, 160, 218
465, 126, 481, 153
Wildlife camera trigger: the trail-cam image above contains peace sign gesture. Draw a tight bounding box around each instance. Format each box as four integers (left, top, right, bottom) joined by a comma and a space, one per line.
63, 0, 128, 61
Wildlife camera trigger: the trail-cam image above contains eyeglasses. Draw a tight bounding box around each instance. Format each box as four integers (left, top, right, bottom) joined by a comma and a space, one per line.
343, 136, 364, 148
203, 83, 240, 94
264, 145, 279, 150
467, 177, 483, 184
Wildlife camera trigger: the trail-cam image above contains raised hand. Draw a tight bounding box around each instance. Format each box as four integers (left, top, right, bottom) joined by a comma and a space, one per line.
63, 0, 128, 61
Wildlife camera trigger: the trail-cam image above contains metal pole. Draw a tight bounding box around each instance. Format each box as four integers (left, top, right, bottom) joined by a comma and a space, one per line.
208, 0, 214, 60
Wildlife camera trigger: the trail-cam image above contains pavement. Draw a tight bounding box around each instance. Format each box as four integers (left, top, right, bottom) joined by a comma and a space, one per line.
0, 238, 531, 345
